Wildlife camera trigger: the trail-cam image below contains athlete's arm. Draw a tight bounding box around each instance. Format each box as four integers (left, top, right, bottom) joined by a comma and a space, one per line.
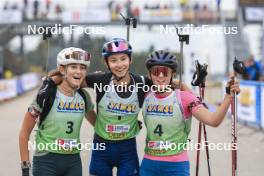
19, 112, 37, 162
85, 72, 107, 88
85, 110, 97, 126
192, 94, 232, 127
191, 77, 240, 127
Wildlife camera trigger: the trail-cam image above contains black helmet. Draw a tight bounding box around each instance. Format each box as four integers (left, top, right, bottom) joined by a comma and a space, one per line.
102, 38, 132, 59
146, 50, 177, 72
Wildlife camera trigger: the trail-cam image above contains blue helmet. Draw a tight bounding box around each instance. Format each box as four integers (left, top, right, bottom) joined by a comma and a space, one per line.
146, 50, 177, 72
102, 38, 132, 59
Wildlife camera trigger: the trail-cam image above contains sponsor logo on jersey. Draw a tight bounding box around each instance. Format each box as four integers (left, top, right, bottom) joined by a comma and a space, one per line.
57, 100, 84, 112
56, 139, 78, 148
146, 104, 173, 115
108, 132, 126, 139
147, 141, 172, 150
107, 101, 137, 114
106, 124, 130, 133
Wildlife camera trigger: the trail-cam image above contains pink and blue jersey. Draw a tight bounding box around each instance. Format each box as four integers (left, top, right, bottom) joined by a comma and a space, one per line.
142, 90, 202, 162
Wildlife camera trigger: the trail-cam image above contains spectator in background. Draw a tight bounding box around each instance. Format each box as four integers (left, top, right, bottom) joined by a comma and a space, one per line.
55, 4, 62, 18
125, 0, 132, 18
115, 4, 121, 17
108, 0, 114, 12
33, 0, 39, 19
202, 4, 208, 11
23, 0, 28, 19
0, 68, 3, 79
217, 0, 221, 12
11, 2, 18, 10
23, 0, 28, 8
180, 0, 188, 10
132, 6, 140, 18
243, 55, 263, 81
46, 0, 51, 14
4, 68, 13, 79
3, 1, 9, 10
193, 2, 200, 11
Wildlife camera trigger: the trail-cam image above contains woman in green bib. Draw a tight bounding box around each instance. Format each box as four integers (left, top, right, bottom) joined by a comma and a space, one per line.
140, 50, 240, 176
19, 47, 96, 176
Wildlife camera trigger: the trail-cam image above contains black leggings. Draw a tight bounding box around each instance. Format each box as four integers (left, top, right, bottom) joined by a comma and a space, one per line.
32, 153, 82, 176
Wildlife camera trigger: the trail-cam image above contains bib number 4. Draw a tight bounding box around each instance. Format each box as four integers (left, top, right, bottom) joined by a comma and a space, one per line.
154, 124, 163, 137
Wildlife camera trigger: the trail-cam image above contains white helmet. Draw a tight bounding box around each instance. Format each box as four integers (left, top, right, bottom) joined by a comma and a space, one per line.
57, 47, 91, 68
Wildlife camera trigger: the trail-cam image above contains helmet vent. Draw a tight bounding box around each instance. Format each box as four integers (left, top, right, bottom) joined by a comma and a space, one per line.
155, 51, 160, 59
163, 52, 169, 60
114, 41, 119, 47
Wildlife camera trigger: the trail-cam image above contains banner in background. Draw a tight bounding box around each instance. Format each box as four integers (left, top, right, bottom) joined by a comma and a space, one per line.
62, 9, 111, 23
0, 78, 17, 100
0, 73, 40, 102
243, 7, 264, 23
222, 80, 261, 127
261, 86, 264, 128
237, 84, 257, 123
21, 73, 40, 91
0, 10, 22, 24
140, 9, 182, 22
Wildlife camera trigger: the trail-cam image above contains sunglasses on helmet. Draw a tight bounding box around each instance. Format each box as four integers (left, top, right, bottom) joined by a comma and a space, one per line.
65, 51, 91, 61
104, 40, 129, 52
150, 66, 171, 77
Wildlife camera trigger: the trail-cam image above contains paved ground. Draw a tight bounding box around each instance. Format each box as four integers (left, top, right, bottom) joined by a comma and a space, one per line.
0, 87, 263, 176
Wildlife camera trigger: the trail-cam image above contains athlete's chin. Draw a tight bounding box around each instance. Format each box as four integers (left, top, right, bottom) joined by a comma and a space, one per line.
69, 80, 82, 89
114, 72, 127, 78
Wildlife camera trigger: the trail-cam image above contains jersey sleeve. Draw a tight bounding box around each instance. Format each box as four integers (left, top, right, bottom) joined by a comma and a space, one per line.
28, 96, 43, 119
180, 91, 203, 118
29, 97, 43, 113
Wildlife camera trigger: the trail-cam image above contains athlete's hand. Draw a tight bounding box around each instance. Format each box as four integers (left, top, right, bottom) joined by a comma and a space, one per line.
48, 69, 63, 84
225, 75, 240, 96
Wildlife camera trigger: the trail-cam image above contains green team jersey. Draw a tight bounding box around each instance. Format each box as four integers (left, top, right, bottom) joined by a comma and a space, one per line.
142, 90, 192, 156
94, 78, 140, 140
30, 89, 94, 155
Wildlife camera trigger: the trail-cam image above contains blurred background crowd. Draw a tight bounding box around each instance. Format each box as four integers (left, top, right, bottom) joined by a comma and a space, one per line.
0, 0, 264, 82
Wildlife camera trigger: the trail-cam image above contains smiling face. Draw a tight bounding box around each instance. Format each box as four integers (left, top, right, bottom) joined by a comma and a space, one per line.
60, 64, 87, 89
150, 66, 173, 90
106, 53, 131, 78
